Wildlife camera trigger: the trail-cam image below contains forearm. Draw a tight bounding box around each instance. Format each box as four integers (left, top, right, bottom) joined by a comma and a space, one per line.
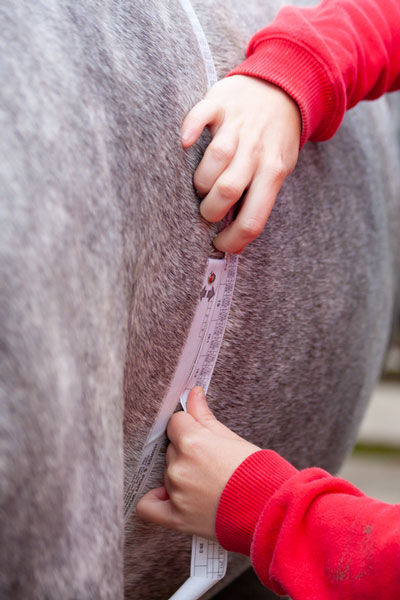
228, 0, 400, 146
216, 449, 400, 599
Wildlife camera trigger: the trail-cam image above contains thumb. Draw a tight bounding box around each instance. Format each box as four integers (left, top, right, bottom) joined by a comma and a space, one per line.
186, 387, 241, 440
136, 487, 177, 530
186, 387, 216, 424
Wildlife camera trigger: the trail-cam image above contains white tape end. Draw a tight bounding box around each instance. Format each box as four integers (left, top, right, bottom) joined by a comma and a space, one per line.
180, 389, 190, 411
168, 576, 220, 600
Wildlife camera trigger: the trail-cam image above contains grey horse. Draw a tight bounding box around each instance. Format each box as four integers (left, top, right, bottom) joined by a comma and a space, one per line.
1, 1, 399, 599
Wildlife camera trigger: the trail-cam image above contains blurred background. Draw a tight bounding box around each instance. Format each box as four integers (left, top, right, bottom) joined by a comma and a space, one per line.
340, 312, 400, 504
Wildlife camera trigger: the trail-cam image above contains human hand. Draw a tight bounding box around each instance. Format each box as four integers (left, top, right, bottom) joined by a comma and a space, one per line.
136, 387, 260, 540
181, 75, 301, 253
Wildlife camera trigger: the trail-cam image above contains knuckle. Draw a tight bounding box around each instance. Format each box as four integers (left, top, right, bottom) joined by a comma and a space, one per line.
251, 140, 264, 156
178, 432, 199, 455
200, 412, 216, 427
268, 156, 289, 181
237, 217, 264, 240
210, 141, 235, 163
216, 179, 242, 201
167, 463, 184, 486
135, 498, 146, 518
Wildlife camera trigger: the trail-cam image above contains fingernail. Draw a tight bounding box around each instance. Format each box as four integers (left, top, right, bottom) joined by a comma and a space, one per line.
193, 386, 205, 399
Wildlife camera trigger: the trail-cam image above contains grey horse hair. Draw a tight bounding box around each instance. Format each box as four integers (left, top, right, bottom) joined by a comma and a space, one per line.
0, 0, 399, 598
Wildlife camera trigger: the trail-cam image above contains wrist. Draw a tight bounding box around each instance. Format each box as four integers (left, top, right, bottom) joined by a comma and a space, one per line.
216, 449, 298, 555
228, 37, 344, 147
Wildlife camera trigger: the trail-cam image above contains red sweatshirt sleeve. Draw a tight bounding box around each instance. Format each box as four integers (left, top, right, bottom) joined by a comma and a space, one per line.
216, 450, 400, 599
228, 0, 400, 146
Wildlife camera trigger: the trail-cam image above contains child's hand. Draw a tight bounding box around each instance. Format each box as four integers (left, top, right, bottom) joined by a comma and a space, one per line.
136, 387, 260, 540
181, 75, 301, 253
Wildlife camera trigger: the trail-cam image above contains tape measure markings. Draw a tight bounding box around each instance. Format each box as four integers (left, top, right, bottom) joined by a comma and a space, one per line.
126, 2, 234, 598
124, 255, 238, 519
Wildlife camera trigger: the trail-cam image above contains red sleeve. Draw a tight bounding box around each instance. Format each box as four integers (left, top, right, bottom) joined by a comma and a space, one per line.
216, 450, 400, 599
228, 0, 400, 146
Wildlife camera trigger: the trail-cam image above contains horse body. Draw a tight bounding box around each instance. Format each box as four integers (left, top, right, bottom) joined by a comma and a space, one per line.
1, 1, 399, 598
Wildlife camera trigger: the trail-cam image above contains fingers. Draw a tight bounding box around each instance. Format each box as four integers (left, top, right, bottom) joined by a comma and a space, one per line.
181, 99, 224, 148
166, 410, 197, 447
185, 387, 216, 425
136, 487, 177, 529
199, 142, 257, 222
193, 128, 239, 197
166, 389, 236, 450
137, 387, 254, 538
213, 161, 287, 253
181, 76, 302, 254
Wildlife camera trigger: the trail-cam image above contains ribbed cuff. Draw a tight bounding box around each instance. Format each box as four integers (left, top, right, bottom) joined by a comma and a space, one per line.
216, 450, 298, 555
227, 37, 345, 147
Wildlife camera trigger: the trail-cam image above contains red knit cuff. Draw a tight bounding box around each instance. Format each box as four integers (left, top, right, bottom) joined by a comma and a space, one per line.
227, 37, 345, 147
216, 449, 298, 556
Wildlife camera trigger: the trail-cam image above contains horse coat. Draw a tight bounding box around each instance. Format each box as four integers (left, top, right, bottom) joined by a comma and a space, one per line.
1, 0, 399, 598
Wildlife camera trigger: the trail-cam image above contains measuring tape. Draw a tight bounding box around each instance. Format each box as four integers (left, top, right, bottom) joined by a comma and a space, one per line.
124, 255, 238, 518
124, 256, 237, 594
124, 1, 236, 598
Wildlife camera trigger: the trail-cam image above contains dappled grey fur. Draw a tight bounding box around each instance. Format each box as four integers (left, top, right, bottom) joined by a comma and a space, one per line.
1, 0, 399, 599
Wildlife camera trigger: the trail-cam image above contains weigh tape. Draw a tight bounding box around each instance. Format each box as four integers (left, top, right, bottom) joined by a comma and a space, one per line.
124, 255, 238, 597
124, 255, 237, 516
124, 2, 237, 598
